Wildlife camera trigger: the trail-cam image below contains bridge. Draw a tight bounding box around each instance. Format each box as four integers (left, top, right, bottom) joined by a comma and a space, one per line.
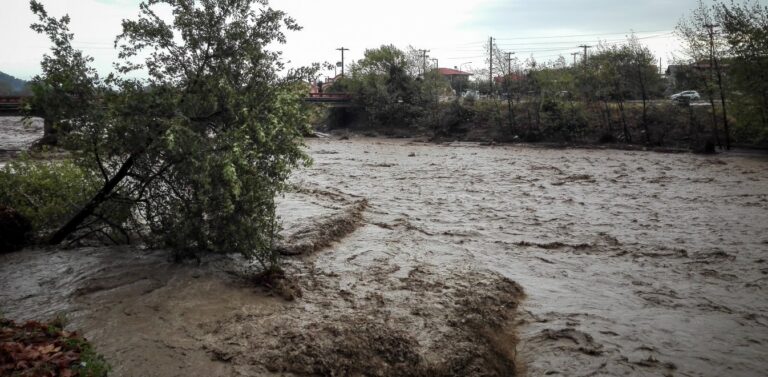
0, 96, 25, 116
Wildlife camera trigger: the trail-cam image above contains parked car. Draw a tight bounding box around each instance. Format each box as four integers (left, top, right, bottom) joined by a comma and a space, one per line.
462, 90, 479, 100
670, 90, 701, 102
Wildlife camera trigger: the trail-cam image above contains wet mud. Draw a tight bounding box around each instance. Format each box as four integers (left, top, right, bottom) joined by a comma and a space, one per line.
1, 124, 768, 376
0, 188, 523, 376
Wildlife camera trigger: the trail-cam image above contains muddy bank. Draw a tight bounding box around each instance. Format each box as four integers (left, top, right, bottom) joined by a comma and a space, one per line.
0, 189, 523, 376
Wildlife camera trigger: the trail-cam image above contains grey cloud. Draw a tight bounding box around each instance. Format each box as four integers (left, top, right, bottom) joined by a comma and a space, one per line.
466, 0, 719, 34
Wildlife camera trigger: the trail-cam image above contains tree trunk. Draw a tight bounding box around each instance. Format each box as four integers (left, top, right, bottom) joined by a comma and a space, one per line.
618, 100, 631, 143
603, 100, 613, 134
761, 92, 768, 130
689, 104, 699, 150
38, 118, 58, 146
507, 94, 516, 133
641, 97, 649, 144
638, 68, 651, 144
48, 154, 137, 245
713, 58, 730, 150
706, 91, 721, 149
526, 106, 532, 136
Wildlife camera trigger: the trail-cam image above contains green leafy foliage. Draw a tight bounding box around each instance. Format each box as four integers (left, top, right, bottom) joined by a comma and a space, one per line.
26, 0, 100, 146
22, 0, 314, 269
717, 0, 768, 143
337, 45, 450, 129
0, 156, 99, 235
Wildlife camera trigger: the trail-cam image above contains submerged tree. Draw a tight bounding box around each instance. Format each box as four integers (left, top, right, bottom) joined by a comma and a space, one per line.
27, 0, 312, 270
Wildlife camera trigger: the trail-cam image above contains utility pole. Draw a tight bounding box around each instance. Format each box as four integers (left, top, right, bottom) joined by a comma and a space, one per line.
505, 52, 515, 77
418, 49, 430, 76
578, 45, 592, 66
489, 36, 494, 94
704, 23, 731, 150
336, 47, 349, 77
571, 52, 580, 67
430, 58, 439, 100
659, 57, 663, 75
431, 58, 439, 71
505, 51, 517, 129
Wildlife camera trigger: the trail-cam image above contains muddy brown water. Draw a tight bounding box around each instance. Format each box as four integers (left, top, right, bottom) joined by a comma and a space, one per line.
0, 117, 42, 163
299, 138, 768, 377
1, 117, 767, 376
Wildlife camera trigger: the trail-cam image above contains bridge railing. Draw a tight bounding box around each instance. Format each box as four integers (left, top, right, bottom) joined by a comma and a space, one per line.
0, 96, 26, 114
0, 96, 25, 104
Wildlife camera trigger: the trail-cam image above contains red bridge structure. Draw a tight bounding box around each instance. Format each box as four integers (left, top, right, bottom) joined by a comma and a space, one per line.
0, 96, 25, 115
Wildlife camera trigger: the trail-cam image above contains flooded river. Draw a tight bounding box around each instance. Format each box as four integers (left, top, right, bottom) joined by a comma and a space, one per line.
1, 116, 767, 376
298, 138, 768, 377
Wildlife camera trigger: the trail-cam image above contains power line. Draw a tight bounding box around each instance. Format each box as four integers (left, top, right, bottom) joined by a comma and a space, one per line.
494, 29, 673, 41
495, 33, 674, 48
437, 32, 674, 55
443, 55, 488, 60
511, 47, 584, 53
439, 32, 675, 61
434, 30, 674, 51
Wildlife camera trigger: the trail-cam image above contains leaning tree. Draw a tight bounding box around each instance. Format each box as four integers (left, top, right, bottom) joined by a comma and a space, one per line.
28, 0, 314, 270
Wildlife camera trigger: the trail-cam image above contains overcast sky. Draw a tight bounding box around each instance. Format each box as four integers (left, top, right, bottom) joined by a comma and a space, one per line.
0, 0, 725, 81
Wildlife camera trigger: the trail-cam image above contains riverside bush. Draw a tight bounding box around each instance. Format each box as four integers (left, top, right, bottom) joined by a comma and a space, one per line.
24, 0, 313, 270
0, 156, 98, 236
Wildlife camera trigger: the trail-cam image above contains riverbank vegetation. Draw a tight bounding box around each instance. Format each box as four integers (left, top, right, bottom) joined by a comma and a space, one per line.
0, 0, 314, 274
321, 1, 767, 151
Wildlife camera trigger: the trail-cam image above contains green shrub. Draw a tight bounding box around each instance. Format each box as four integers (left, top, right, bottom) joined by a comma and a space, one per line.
432, 101, 475, 136
472, 99, 505, 128
0, 156, 99, 236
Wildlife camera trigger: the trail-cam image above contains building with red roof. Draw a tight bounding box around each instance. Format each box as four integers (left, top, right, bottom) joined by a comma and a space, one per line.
437, 68, 472, 79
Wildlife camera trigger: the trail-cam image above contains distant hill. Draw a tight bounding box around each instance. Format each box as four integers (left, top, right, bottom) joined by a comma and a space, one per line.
0, 71, 30, 95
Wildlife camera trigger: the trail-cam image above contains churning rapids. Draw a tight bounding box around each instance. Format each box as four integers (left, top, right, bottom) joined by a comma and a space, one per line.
1, 117, 767, 376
